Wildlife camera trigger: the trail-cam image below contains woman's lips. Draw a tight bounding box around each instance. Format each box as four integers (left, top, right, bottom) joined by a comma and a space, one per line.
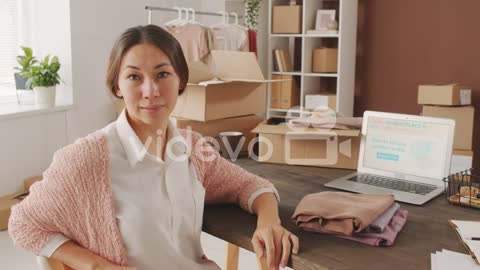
140, 105, 163, 112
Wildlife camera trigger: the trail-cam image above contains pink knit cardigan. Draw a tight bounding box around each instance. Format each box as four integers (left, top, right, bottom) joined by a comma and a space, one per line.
8, 129, 276, 267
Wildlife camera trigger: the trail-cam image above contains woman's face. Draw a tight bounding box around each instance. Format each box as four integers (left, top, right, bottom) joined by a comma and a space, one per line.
116, 43, 180, 128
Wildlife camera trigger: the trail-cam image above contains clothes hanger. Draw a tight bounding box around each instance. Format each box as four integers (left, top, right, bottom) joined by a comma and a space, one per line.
212, 11, 228, 28
165, 6, 182, 26
230, 12, 247, 30
187, 8, 202, 25
178, 7, 189, 26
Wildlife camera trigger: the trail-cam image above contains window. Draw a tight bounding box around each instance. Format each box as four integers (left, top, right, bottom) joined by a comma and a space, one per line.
0, 0, 18, 97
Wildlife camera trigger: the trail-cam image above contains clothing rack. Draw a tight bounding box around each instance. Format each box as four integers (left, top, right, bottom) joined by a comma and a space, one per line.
145, 6, 244, 24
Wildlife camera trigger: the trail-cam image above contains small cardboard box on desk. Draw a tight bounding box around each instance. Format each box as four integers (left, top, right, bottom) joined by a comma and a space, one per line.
172, 51, 269, 122
252, 121, 360, 169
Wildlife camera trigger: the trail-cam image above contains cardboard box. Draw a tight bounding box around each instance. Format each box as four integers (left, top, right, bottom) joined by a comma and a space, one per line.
418, 84, 472, 106
23, 175, 42, 193
312, 48, 338, 73
450, 150, 474, 174
305, 93, 337, 111
172, 51, 267, 122
422, 105, 475, 150
272, 5, 302, 34
0, 191, 28, 231
252, 122, 360, 169
172, 115, 264, 151
270, 75, 300, 109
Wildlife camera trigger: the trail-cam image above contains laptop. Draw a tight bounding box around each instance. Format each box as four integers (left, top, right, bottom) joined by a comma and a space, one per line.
324, 111, 455, 205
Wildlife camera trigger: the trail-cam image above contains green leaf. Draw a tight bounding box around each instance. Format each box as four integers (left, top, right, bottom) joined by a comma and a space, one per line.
43, 55, 50, 66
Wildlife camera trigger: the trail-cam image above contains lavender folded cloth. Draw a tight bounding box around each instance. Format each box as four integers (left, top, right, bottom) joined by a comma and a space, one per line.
337, 208, 408, 247
363, 202, 400, 233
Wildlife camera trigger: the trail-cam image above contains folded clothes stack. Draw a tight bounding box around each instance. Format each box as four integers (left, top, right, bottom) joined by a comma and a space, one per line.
291, 192, 408, 247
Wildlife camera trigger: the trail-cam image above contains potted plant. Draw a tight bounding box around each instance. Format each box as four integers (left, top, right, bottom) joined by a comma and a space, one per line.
19, 47, 62, 107
14, 47, 36, 90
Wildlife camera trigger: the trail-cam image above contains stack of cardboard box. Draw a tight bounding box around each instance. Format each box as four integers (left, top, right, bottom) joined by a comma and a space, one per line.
418, 83, 474, 173
171, 51, 268, 151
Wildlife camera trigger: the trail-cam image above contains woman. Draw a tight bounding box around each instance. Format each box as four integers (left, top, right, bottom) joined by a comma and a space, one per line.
9, 25, 299, 270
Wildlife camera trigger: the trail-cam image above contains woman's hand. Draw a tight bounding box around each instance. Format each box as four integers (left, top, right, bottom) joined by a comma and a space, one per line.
252, 221, 299, 270
251, 192, 300, 270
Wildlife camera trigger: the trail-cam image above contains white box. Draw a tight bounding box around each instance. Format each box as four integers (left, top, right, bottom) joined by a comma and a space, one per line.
305, 93, 336, 111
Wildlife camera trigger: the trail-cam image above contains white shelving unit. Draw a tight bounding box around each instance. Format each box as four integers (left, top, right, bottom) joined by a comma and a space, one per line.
267, 0, 358, 119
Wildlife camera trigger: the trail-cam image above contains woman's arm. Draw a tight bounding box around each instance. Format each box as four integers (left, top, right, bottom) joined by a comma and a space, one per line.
251, 193, 299, 270
50, 241, 135, 270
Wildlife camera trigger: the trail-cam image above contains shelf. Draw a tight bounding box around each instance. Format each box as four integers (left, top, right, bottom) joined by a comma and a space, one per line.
267, 0, 358, 119
270, 33, 339, 38
270, 34, 303, 37
302, 72, 338, 77
271, 71, 302, 76
269, 108, 301, 113
304, 33, 339, 38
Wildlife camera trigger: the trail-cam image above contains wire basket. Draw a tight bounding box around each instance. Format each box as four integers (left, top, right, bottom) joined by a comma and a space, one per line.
443, 168, 480, 209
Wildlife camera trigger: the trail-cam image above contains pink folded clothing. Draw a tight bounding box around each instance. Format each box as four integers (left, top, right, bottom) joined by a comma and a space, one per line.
291, 192, 395, 236
364, 202, 400, 233
337, 208, 408, 247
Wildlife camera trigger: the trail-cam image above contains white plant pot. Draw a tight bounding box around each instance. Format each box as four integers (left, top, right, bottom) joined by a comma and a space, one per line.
33, 86, 56, 107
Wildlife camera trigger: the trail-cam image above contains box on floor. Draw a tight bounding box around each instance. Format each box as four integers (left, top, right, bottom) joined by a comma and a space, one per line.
422, 105, 474, 150
418, 84, 471, 106
450, 150, 474, 174
172, 51, 268, 122
272, 5, 302, 34
172, 115, 264, 151
270, 75, 300, 110
252, 122, 360, 170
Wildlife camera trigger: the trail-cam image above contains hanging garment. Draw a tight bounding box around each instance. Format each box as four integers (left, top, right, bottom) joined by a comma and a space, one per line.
211, 24, 249, 51
163, 23, 210, 62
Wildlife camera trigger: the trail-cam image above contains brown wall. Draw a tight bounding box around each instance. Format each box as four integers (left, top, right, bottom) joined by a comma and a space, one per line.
355, 0, 480, 167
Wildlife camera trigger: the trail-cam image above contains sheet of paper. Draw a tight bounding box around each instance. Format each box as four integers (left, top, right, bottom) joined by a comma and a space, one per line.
431, 249, 480, 270
451, 220, 480, 239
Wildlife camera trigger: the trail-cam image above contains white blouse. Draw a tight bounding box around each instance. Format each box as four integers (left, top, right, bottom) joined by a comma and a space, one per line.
40, 110, 275, 270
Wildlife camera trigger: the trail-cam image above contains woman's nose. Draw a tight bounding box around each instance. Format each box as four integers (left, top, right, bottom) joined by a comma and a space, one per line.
141, 78, 160, 99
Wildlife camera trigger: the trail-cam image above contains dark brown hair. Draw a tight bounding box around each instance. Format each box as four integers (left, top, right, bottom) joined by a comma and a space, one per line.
106, 25, 189, 98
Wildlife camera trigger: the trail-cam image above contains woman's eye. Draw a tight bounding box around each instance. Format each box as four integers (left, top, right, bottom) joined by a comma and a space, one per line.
158, 72, 169, 78
127, 74, 140, 80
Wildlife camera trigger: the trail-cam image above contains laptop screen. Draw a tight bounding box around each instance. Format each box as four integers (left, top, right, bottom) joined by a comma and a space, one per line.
363, 116, 451, 179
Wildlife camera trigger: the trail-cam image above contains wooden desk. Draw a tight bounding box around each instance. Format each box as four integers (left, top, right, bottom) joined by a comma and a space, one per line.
202, 158, 478, 270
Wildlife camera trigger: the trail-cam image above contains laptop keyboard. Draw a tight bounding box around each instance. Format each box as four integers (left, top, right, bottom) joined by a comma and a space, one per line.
346, 174, 437, 195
